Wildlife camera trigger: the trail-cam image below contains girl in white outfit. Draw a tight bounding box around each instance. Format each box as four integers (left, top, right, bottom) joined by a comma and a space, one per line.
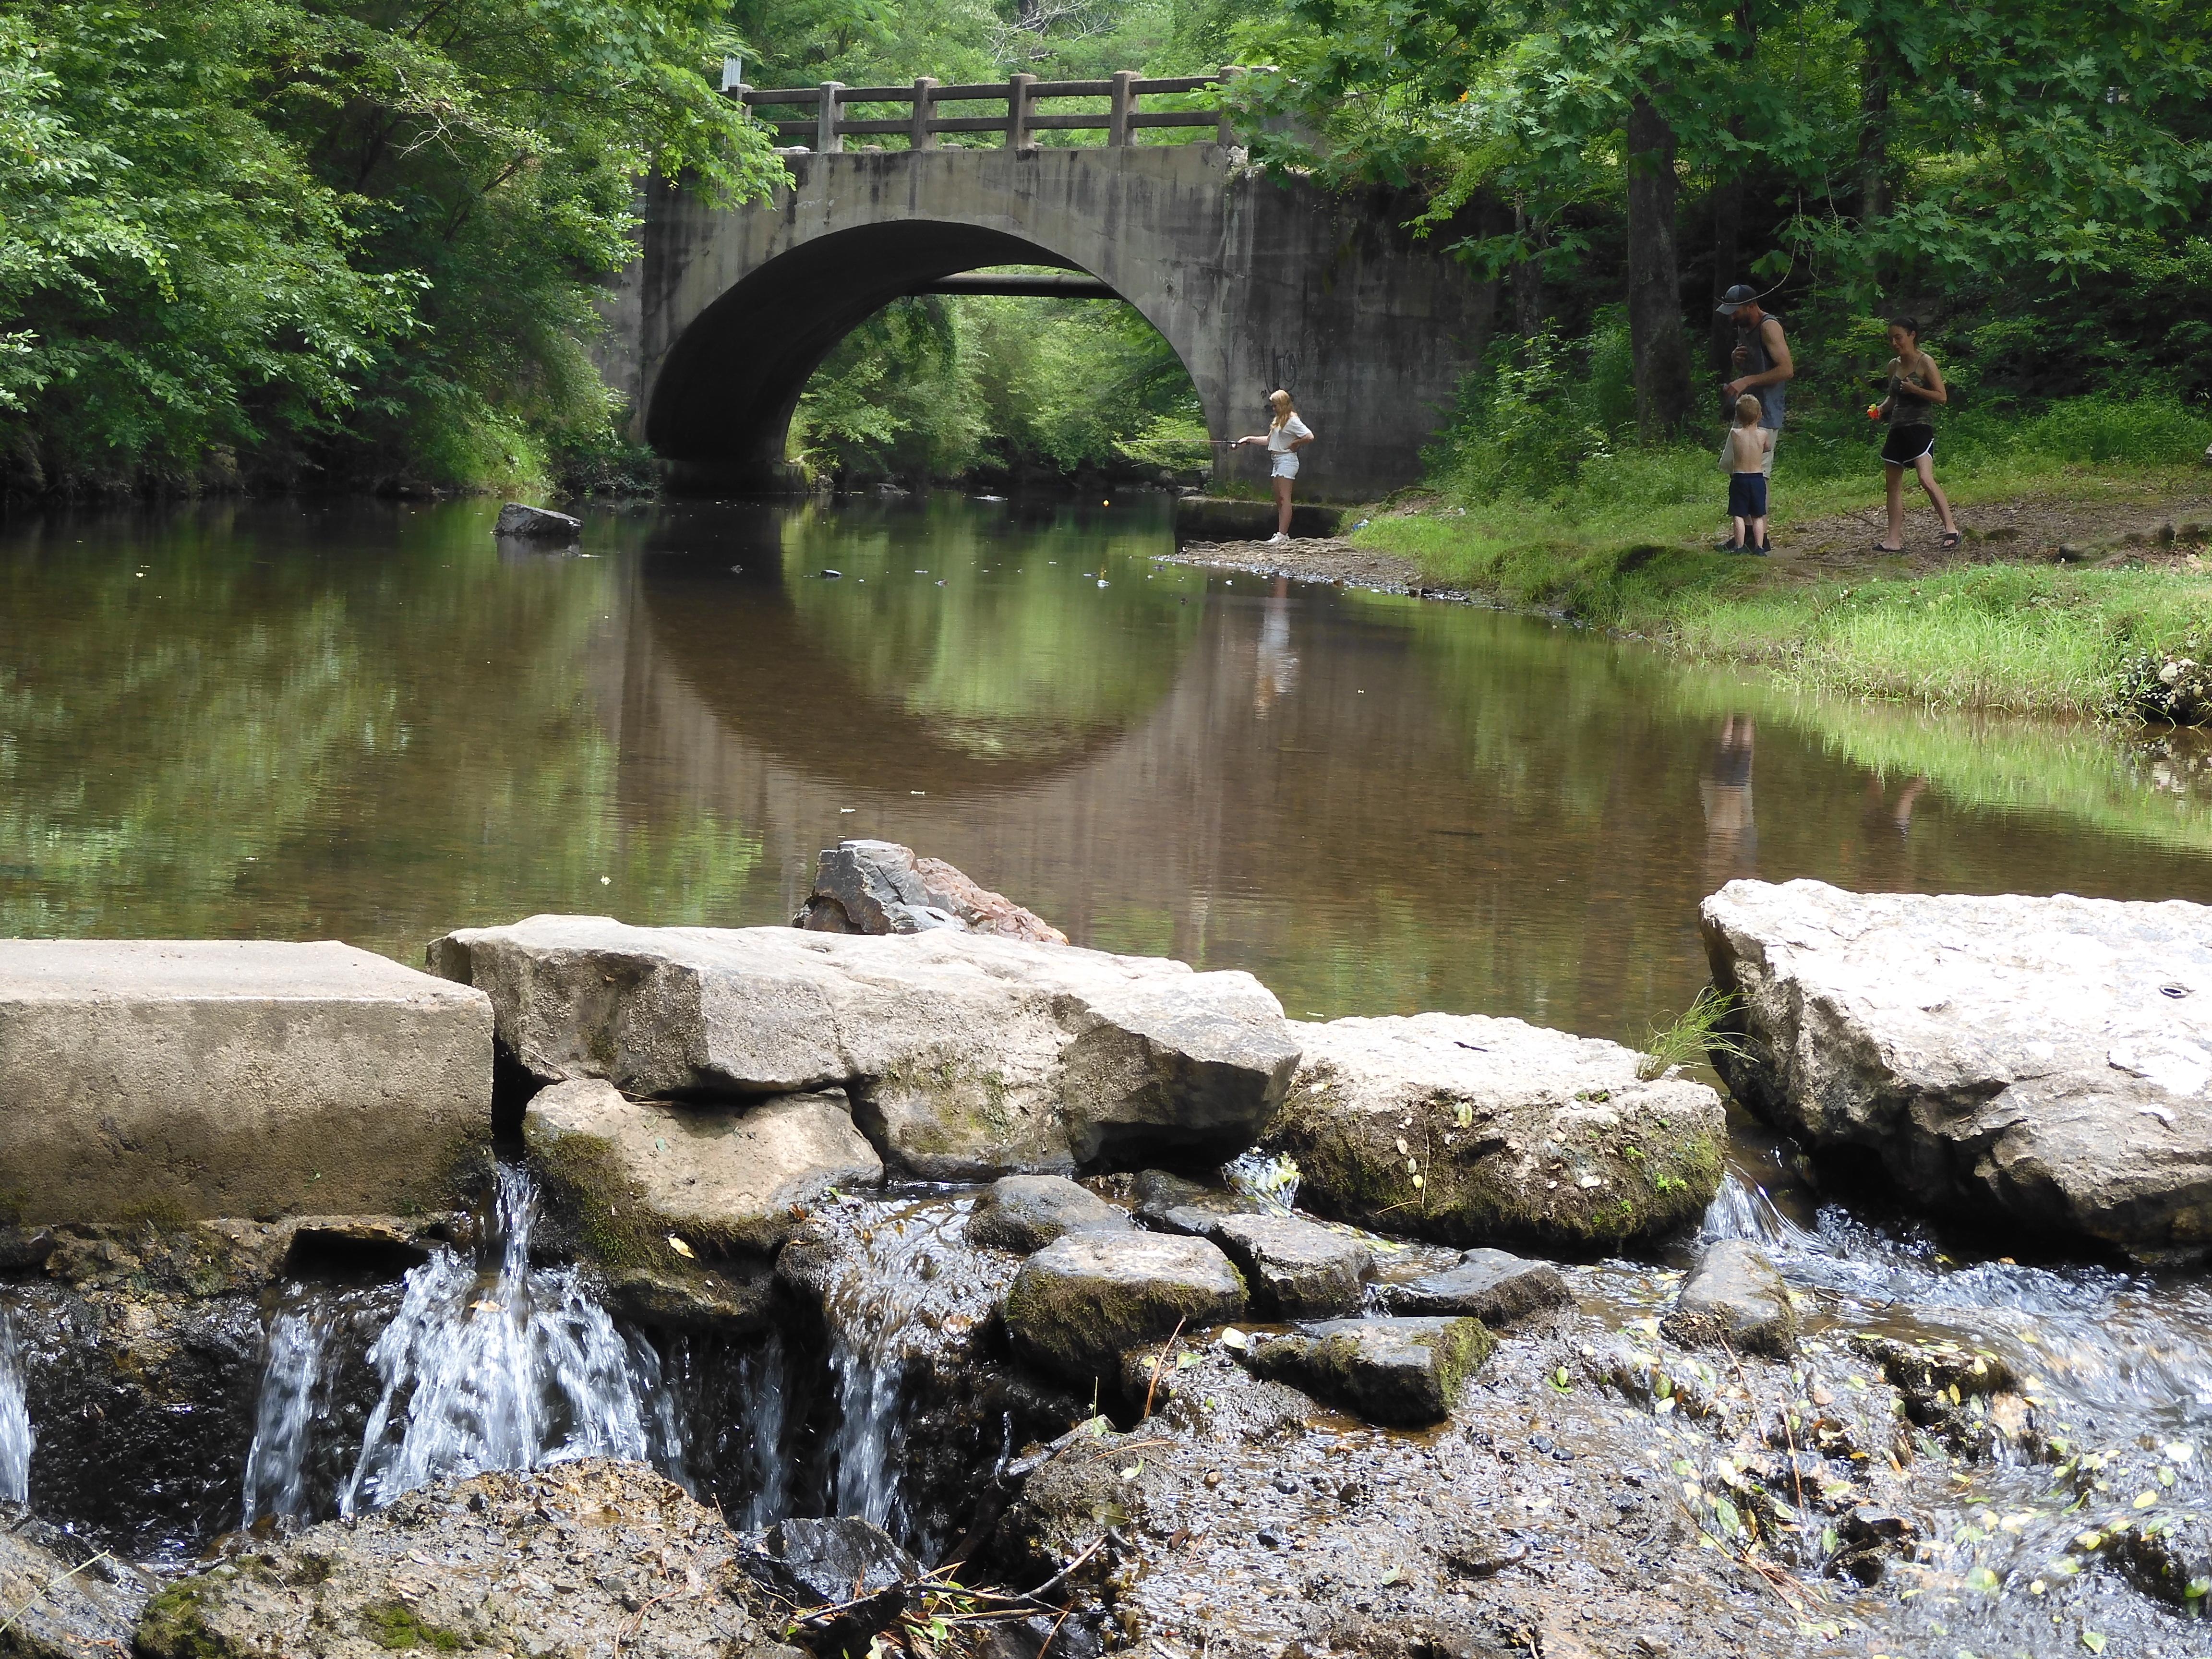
1234, 389, 1315, 543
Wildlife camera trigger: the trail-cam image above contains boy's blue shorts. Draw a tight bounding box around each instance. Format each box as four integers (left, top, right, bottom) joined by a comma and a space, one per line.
1728, 471, 1768, 519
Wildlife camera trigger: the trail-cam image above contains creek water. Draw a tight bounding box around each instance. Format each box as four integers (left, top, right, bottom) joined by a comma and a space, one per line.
7, 494, 2212, 1644
0, 1306, 31, 1505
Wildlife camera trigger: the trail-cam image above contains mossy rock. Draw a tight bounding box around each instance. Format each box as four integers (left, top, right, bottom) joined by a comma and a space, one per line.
1002, 1232, 1246, 1384
1264, 1013, 1725, 1253
1246, 1315, 1493, 1427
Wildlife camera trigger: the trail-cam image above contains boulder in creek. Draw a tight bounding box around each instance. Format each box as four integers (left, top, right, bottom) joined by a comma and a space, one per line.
1, 1505, 155, 1659
1260, 1013, 1725, 1253
794, 839, 1069, 945
429, 916, 1299, 1178
0, 939, 491, 1224
491, 501, 581, 539
1206, 1212, 1372, 1319
1002, 1232, 1246, 1384
1659, 1239, 1798, 1358
1244, 1315, 1493, 1428
1378, 1247, 1572, 1326
132, 1460, 791, 1659
1700, 878, 2212, 1258
522, 1077, 882, 1251
968, 1175, 1132, 1253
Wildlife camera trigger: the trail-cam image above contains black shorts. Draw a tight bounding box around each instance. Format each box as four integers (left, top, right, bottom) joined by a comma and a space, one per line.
1727, 472, 1768, 519
1882, 424, 1935, 465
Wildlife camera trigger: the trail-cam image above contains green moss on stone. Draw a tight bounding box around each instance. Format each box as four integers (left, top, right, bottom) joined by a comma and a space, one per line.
134, 1581, 235, 1659
360, 1601, 468, 1651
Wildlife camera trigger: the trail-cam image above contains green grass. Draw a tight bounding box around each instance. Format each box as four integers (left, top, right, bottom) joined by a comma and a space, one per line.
1356, 395, 2212, 719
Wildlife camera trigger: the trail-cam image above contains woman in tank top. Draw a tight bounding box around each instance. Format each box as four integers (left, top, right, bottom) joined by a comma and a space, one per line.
1875, 317, 1961, 553
1234, 390, 1315, 545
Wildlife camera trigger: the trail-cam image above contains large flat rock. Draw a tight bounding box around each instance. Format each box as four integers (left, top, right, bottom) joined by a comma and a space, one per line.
522, 1078, 882, 1251
0, 940, 491, 1223
1701, 879, 2212, 1257
430, 916, 1299, 1178
1261, 1013, 1725, 1252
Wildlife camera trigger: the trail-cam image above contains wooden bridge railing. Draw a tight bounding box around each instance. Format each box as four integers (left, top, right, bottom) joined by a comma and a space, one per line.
733, 68, 1257, 154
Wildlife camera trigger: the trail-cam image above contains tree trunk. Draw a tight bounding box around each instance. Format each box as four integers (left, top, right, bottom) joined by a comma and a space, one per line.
1512, 201, 1546, 337
1858, 47, 1892, 224
1625, 91, 1691, 439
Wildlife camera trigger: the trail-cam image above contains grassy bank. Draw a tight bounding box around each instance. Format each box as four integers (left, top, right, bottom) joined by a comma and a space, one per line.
1355, 396, 2212, 718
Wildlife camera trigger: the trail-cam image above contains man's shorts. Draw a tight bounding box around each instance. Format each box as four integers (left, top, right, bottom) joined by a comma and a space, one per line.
1728, 471, 1769, 519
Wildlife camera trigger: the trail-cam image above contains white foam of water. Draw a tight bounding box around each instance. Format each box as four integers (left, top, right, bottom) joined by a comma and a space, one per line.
340, 1166, 670, 1515
0, 1307, 33, 1505
1698, 1172, 1816, 1252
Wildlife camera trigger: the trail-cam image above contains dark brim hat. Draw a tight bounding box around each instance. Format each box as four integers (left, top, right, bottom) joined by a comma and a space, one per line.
1715, 283, 1759, 316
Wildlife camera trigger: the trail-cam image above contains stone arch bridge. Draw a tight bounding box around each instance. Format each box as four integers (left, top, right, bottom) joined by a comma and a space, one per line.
597, 74, 1496, 502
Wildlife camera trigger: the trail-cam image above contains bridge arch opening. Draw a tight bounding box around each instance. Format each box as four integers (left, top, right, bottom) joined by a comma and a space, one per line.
644, 220, 1216, 494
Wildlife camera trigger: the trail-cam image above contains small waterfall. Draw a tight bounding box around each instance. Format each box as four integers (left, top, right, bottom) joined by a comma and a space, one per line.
241, 1298, 340, 1524
1225, 1150, 1301, 1214
814, 1202, 977, 1535
0, 1306, 32, 1505
340, 1165, 673, 1515
1699, 1172, 1816, 1252
738, 1329, 793, 1529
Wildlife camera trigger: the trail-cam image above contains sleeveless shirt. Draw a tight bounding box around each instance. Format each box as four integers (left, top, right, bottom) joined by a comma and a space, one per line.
1888, 357, 1938, 427
1740, 312, 1787, 430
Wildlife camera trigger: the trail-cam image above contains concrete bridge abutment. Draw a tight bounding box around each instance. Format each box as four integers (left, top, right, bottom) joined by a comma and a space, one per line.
605, 144, 1494, 503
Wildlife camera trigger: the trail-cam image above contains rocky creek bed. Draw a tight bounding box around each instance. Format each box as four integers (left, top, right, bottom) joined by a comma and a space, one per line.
2, 854, 2210, 1657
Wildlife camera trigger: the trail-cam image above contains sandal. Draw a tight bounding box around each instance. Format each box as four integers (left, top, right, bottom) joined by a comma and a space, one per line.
1873, 541, 1904, 553
1938, 529, 1963, 549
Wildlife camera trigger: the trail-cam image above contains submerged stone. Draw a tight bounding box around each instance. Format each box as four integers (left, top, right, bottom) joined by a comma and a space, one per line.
794, 839, 1068, 944
1131, 1168, 1261, 1235
1703, 878, 2212, 1259
1003, 1232, 1246, 1384
491, 501, 580, 538
1245, 1315, 1492, 1428
1262, 1013, 1725, 1252
133, 1460, 781, 1659
1660, 1239, 1797, 1358
0, 939, 491, 1223
430, 916, 1299, 1178
1206, 1212, 1372, 1319
1379, 1248, 1571, 1325
968, 1175, 1132, 1253
523, 1077, 882, 1251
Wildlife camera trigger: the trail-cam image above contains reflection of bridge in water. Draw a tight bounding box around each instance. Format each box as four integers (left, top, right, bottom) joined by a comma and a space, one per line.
596, 70, 1498, 501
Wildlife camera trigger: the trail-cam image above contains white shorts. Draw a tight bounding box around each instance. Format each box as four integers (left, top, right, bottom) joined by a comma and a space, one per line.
1270, 452, 1300, 479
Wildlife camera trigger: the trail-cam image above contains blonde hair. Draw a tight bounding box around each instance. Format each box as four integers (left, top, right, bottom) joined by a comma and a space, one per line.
1269, 388, 1296, 430
1734, 394, 1761, 425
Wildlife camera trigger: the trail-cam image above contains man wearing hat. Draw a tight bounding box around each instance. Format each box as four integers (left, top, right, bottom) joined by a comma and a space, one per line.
1717, 283, 1793, 552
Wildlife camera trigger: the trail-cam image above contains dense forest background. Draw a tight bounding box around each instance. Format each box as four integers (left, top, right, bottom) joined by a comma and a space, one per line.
1, 0, 2206, 498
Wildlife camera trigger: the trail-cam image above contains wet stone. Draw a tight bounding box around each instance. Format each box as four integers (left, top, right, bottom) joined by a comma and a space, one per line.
1131, 1168, 1260, 1236
1003, 1232, 1246, 1385
2111, 1513, 2212, 1610
739, 1515, 921, 1644
1377, 1247, 1571, 1325
967, 1175, 1132, 1254
492, 501, 581, 538
1434, 1520, 1528, 1580
132, 1460, 784, 1659
1245, 1315, 1493, 1428
1206, 1212, 1373, 1318
1660, 1240, 1798, 1358
0, 1505, 154, 1659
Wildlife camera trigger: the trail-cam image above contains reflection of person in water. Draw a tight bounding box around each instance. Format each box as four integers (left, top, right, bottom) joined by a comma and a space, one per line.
1863, 773, 1929, 838
1699, 715, 1757, 886
1254, 576, 1299, 714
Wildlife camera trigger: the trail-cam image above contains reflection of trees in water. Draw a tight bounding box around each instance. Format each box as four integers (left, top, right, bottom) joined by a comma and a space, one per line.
773, 500, 1199, 764
0, 504, 760, 956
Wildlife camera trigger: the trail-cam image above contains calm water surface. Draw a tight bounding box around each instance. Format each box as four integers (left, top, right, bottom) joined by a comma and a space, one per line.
5, 493, 2211, 1047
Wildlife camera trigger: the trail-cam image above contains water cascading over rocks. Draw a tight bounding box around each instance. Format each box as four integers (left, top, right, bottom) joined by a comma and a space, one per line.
0, 1306, 31, 1505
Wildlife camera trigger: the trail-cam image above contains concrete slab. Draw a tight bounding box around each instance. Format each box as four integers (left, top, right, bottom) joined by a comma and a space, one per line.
0, 940, 493, 1223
